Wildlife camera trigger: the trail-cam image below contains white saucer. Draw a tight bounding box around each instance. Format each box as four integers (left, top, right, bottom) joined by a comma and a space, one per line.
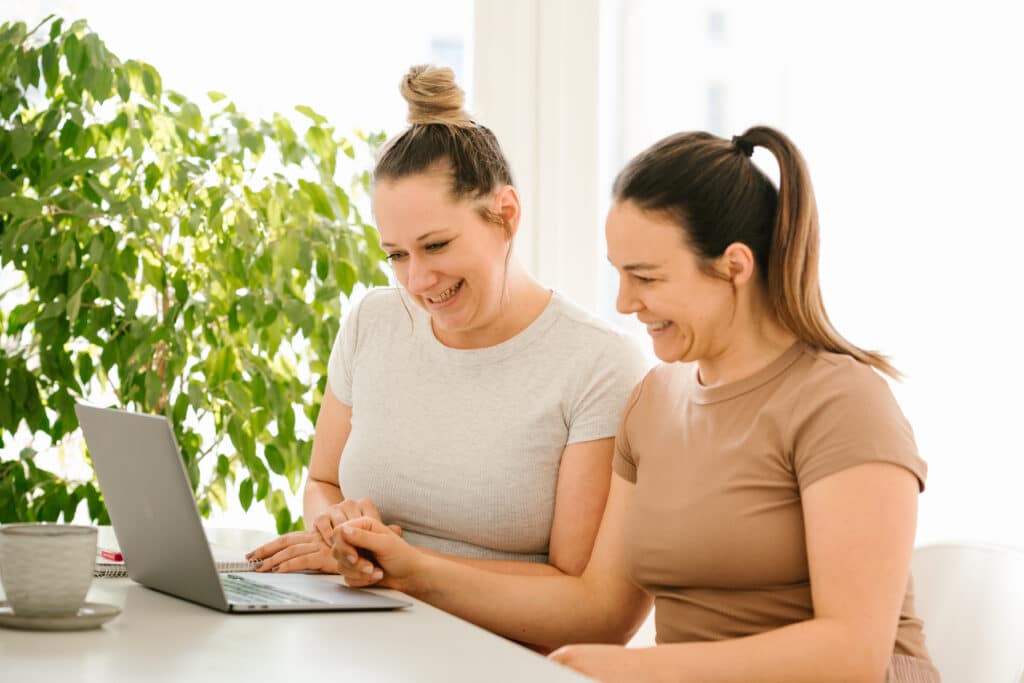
0, 601, 121, 631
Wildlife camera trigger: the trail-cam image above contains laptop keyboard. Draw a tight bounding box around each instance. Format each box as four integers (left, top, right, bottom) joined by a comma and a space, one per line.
222, 573, 327, 605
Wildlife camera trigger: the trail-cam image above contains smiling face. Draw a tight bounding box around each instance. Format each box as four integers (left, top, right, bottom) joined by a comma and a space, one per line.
606, 201, 738, 364
373, 171, 513, 341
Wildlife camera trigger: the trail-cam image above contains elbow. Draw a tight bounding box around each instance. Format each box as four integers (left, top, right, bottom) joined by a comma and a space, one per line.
592, 599, 650, 645
831, 630, 893, 683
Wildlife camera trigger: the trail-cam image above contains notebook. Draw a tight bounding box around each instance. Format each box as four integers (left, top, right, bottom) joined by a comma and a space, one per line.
95, 543, 262, 577
75, 403, 410, 613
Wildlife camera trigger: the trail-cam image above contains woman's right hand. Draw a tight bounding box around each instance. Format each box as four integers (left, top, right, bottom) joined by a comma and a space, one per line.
314, 498, 403, 587
333, 517, 426, 591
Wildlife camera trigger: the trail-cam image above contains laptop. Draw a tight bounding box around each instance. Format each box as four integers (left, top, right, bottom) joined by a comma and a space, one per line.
75, 403, 410, 613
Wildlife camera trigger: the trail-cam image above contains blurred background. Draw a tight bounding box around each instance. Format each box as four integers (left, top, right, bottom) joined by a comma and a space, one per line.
4, 0, 1022, 548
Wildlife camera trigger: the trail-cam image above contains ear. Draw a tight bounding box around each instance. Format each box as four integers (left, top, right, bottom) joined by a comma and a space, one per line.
717, 242, 756, 286
493, 185, 521, 240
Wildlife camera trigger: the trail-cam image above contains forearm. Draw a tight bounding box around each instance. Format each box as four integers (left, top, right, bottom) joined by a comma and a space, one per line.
416, 547, 566, 576
400, 554, 628, 650
638, 617, 890, 683
302, 477, 343, 527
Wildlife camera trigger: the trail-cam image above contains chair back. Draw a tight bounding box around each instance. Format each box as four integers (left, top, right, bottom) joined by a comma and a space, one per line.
912, 543, 1024, 683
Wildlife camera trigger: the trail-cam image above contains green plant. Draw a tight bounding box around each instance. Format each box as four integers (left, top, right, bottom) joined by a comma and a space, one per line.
0, 16, 388, 532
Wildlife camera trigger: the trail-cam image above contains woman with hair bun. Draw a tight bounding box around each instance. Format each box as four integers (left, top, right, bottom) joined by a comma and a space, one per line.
249, 66, 647, 585
334, 126, 940, 682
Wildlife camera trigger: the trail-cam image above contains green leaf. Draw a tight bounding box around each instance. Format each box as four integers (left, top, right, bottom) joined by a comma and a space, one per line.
295, 105, 327, 125
264, 444, 285, 475
141, 64, 161, 99
238, 477, 253, 511
224, 380, 251, 411
66, 287, 82, 324
41, 43, 59, 91
0, 196, 42, 217
10, 126, 33, 160
144, 162, 160, 193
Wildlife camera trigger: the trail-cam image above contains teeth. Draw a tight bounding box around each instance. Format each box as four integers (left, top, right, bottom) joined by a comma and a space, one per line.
428, 280, 462, 303
647, 321, 669, 331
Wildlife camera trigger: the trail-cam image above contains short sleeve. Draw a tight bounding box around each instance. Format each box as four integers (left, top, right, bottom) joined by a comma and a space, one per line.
792, 362, 927, 492
612, 381, 644, 483
565, 335, 649, 446
325, 291, 369, 406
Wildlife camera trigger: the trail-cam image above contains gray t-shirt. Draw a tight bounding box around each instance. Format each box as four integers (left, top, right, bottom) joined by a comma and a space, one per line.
326, 287, 647, 563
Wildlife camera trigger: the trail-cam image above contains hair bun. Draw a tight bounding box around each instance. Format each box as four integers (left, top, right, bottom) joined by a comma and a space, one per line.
401, 64, 473, 127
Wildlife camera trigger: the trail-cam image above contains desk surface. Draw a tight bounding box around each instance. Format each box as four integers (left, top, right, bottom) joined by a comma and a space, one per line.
1, 527, 592, 683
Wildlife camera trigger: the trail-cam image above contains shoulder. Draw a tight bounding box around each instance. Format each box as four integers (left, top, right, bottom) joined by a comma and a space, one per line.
546, 293, 643, 357
791, 346, 895, 405
349, 286, 409, 319
787, 347, 912, 446
344, 286, 419, 331
336, 287, 421, 354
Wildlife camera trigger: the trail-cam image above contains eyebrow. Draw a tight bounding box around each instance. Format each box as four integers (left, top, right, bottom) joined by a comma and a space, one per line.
381, 230, 449, 249
607, 257, 664, 271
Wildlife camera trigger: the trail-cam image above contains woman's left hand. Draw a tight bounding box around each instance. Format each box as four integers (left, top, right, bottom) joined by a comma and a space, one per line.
548, 644, 662, 683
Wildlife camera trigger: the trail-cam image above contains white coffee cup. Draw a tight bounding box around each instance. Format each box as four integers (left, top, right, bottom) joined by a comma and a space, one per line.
0, 524, 98, 616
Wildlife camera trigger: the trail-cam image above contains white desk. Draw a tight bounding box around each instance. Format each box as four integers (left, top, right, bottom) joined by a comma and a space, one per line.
0, 527, 593, 683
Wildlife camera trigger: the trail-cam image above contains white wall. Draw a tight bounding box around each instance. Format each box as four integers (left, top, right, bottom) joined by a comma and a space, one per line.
606, 0, 1024, 547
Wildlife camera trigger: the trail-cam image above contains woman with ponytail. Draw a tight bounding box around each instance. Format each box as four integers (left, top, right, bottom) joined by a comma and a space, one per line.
335, 126, 939, 682
248, 66, 647, 585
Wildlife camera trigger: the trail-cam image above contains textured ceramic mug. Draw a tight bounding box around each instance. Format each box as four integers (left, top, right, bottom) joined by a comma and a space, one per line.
0, 524, 97, 616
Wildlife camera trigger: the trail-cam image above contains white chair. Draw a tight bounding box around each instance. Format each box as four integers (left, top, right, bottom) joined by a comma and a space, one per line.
911, 543, 1024, 683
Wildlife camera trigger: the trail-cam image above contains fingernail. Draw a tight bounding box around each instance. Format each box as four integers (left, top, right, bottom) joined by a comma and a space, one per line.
245, 552, 253, 560
342, 526, 353, 535
346, 555, 357, 564
372, 570, 383, 580
271, 566, 280, 573
361, 564, 374, 574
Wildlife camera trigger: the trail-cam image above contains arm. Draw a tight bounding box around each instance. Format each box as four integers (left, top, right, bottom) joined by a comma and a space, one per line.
417, 436, 614, 577
302, 385, 351, 525
338, 474, 654, 650
555, 462, 919, 683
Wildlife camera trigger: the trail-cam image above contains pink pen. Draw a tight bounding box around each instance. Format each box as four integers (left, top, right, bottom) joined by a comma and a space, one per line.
100, 549, 123, 562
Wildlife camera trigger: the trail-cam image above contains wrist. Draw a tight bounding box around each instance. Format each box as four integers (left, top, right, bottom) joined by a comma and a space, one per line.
391, 550, 440, 597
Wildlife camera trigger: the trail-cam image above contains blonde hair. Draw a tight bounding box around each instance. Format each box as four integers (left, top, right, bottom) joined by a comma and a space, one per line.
400, 65, 473, 127
612, 125, 900, 379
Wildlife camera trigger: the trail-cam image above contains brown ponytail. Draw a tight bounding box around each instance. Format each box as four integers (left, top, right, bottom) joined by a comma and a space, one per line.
613, 126, 900, 379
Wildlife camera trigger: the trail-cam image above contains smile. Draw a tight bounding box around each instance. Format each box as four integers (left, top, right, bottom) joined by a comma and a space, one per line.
427, 280, 464, 304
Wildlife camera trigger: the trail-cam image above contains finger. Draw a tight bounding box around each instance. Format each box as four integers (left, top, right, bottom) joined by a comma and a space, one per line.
357, 497, 381, 521
314, 514, 334, 545
257, 542, 320, 572
387, 524, 403, 537
247, 532, 300, 560
329, 535, 362, 567
343, 569, 384, 588
336, 517, 394, 555
273, 551, 331, 574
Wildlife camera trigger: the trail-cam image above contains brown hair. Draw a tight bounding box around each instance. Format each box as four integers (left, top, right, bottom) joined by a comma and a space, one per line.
375, 65, 514, 235
612, 125, 899, 379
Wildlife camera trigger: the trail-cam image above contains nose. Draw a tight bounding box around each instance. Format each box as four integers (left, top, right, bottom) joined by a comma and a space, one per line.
405, 255, 439, 295
615, 274, 642, 315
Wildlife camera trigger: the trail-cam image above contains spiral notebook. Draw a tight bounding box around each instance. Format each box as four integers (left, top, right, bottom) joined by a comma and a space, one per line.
94, 543, 262, 578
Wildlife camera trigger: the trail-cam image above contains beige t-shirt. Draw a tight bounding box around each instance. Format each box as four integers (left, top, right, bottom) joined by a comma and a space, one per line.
614, 342, 935, 669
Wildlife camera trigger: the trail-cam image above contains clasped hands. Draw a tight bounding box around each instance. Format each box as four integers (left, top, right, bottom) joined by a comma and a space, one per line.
247, 498, 406, 588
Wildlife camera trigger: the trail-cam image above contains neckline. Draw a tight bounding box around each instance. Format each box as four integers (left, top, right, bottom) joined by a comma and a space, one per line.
690, 341, 806, 405
416, 289, 562, 366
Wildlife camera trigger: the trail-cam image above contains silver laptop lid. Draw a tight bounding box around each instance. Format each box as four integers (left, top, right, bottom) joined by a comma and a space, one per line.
76, 404, 232, 610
